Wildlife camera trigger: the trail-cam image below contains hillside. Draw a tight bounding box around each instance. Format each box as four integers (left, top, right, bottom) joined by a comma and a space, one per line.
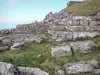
0, 0, 100, 75
63, 0, 100, 16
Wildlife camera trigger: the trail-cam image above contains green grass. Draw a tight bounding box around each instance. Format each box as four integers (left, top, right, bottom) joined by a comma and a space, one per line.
63, 0, 100, 16
0, 37, 100, 75
0, 42, 3, 47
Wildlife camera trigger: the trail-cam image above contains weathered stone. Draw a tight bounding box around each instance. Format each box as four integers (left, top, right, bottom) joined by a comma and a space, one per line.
0, 62, 49, 75
13, 38, 24, 43
68, 26, 85, 31
93, 69, 100, 74
33, 37, 44, 44
55, 68, 64, 75
51, 45, 72, 57
44, 12, 56, 22
18, 67, 49, 75
0, 37, 5, 41
11, 42, 25, 50
80, 20, 89, 26
64, 62, 93, 74
0, 46, 9, 51
2, 38, 12, 47
48, 30, 100, 41
90, 21, 97, 26
0, 62, 20, 75
70, 40, 95, 53
24, 37, 35, 43
88, 60, 99, 68
49, 25, 66, 31
0, 29, 11, 35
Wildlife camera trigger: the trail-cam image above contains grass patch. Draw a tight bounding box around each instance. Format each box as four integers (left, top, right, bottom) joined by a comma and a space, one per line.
0, 37, 100, 75
0, 41, 3, 47
62, 0, 100, 16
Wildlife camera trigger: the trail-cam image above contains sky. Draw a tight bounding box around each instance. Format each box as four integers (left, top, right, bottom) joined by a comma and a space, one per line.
0, 0, 82, 29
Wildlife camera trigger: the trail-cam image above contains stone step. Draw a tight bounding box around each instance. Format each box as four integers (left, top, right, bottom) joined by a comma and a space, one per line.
55, 60, 99, 75
49, 25, 100, 31
48, 30, 100, 41
51, 40, 95, 57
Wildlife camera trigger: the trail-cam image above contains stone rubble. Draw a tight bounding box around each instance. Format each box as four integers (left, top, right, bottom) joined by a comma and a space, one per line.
0, 62, 49, 75
56, 60, 100, 75
51, 40, 95, 57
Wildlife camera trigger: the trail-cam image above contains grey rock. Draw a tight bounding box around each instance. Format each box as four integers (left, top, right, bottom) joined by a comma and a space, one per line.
48, 30, 100, 41
34, 37, 44, 44
93, 69, 100, 74
13, 38, 24, 43
0, 37, 5, 41
55, 68, 64, 75
44, 12, 56, 22
18, 67, 49, 75
2, 38, 12, 47
64, 62, 93, 74
0, 62, 49, 75
51, 45, 72, 57
70, 40, 95, 53
0, 46, 9, 51
0, 29, 11, 35
90, 21, 97, 26
11, 42, 25, 50
68, 26, 85, 31
0, 62, 20, 75
88, 60, 99, 68
24, 38, 35, 43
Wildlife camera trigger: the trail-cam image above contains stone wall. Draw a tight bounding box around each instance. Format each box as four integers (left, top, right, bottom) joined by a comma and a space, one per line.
44, 11, 100, 41
0, 10, 100, 51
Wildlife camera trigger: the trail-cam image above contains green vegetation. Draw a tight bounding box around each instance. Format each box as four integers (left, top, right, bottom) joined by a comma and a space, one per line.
0, 37, 100, 75
0, 41, 3, 47
63, 0, 100, 16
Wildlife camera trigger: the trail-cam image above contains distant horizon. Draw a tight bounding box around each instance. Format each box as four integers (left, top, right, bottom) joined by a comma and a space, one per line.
0, 0, 83, 30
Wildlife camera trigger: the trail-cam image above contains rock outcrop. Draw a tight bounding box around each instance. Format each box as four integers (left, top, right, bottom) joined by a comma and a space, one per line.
55, 60, 100, 75
51, 40, 95, 57
0, 62, 49, 75
46, 12, 100, 41
18, 67, 49, 75
51, 45, 72, 57
70, 40, 95, 53
0, 11, 100, 51
0, 1, 100, 75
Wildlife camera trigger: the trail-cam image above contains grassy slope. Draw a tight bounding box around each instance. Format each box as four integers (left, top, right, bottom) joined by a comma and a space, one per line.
0, 37, 100, 75
63, 0, 100, 16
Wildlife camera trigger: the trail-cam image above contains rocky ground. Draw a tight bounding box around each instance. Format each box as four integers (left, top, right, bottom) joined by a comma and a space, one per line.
0, 0, 100, 75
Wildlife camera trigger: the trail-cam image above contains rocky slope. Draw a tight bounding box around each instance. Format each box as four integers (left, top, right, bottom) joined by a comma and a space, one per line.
0, 0, 100, 75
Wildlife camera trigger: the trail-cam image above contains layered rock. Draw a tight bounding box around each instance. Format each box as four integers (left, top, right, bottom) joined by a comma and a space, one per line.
0, 62, 49, 75
70, 40, 95, 53
18, 67, 49, 75
44, 12, 100, 41
55, 60, 100, 75
51, 45, 72, 57
51, 40, 95, 57
0, 7, 100, 52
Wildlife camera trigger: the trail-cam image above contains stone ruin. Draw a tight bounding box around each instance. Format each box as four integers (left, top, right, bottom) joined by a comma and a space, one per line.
0, 11, 100, 52
0, 1, 100, 74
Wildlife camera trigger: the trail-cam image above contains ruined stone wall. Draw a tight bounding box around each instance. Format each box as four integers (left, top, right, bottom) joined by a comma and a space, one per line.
44, 12, 100, 41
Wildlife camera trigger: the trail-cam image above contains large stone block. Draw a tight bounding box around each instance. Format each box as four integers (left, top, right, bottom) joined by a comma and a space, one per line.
11, 42, 25, 50
64, 62, 94, 74
70, 40, 95, 53
0, 62, 20, 75
51, 45, 72, 57
68, 26, 85, 31
18, 67, 49, 75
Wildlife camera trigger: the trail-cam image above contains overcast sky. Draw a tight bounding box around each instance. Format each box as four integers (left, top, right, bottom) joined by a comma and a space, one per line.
0, 0, 82, 29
